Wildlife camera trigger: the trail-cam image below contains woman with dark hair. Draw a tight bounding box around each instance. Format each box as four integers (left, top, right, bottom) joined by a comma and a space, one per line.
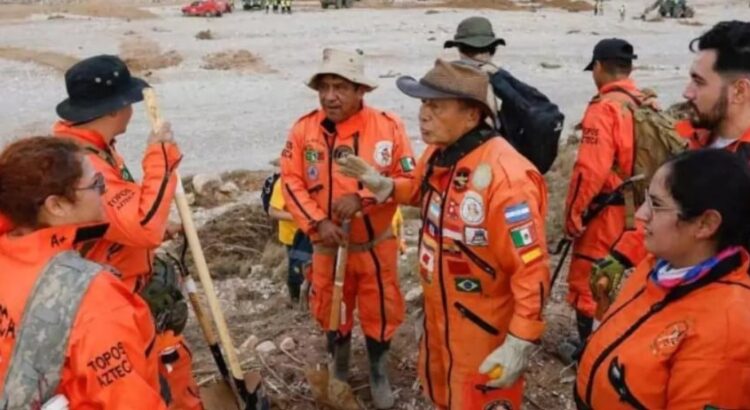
576, 148, 750, 409
0, 137, 166, 408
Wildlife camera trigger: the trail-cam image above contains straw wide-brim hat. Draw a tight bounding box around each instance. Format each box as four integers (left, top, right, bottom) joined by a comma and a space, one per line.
307, 48, 378, 91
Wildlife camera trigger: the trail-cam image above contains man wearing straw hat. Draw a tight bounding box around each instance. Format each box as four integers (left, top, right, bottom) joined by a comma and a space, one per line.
280, 48, 415, 408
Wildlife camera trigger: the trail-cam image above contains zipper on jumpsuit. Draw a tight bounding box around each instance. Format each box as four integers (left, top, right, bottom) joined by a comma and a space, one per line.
439, 165, 457, 408
324, 132, 340, 289
578, 286, 645, 406
419, 189, 436, 402
352, 133, 388, 341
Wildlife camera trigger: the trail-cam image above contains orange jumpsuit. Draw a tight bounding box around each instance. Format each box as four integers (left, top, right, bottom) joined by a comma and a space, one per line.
392, 127, 550, 409
280, 106, 415, 340
53, 122, 202, 410
609, 124, 750, 270
576, 250, 750, 409
0, 224, 166, 408
564, 79, 640, 318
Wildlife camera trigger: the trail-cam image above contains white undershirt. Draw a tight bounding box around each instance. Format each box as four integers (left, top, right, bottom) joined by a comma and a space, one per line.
710, 136, 735, 149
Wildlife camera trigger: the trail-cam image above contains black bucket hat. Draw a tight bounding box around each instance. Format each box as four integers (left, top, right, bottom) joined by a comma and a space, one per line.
444, 16, 506, 49
56, 55, 149, 123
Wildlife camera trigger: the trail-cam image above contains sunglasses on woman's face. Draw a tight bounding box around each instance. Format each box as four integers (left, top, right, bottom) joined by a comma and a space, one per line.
76, 172, 106, 195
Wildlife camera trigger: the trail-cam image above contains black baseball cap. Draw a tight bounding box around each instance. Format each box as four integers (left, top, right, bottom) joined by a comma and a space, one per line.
56, 55, 149, 124
584, 38, 637, 71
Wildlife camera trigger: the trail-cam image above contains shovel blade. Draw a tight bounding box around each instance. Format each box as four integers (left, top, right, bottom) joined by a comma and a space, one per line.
304, 366, 360, 410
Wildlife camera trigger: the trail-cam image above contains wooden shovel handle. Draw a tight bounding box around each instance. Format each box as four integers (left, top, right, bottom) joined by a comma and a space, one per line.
328, 220, 351, 332
142, 88, 244, 380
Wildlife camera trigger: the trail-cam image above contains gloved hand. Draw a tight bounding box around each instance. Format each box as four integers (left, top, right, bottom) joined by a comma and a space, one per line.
336, 155, 394, 203
478, 334, 536, 388
589, 251, 632, 303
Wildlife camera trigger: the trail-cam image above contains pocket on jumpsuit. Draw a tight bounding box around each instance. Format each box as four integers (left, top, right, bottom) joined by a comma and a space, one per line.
454, 302, 524, 410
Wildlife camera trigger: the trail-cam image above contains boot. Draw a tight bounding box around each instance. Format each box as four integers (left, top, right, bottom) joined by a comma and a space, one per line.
326, 332, 351, 381
366, 337, 394, 409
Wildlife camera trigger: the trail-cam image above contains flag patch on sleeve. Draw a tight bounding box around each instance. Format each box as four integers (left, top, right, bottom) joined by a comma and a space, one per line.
504, 202, 531, 224
510, 223, 536, 248
519, 246, 543, 265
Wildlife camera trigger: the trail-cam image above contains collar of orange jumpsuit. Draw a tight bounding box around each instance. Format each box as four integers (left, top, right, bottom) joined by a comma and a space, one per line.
53, 121, 110, 150
576, 249, 750, 410
597, 77, 637, 95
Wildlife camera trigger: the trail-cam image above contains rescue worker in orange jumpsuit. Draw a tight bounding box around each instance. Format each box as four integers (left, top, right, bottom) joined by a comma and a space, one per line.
0, 137, 166, 408
564, 38, 642, 343
576, 149, 750, 409
52, 55, 202, 409
591, 21, 750, 313
279, 48, 415, 409
338, 60, 550, 410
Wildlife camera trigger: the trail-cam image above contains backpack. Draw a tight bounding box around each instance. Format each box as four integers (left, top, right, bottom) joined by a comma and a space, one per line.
603, 87, 688, 202
260, 172, 280, 214
489, 68, 565, 174
598, 87, 689, 226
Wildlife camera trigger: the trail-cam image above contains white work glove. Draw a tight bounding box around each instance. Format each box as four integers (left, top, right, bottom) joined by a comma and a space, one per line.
478, 334, 536, 388
335, 155, 394, 203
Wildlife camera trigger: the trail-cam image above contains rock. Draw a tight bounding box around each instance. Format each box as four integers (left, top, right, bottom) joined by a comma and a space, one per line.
251, 264, 265, 276
185, 192, 196, 206
192, 173, 222, 196
255, 341, 277, 354
240, 335, 258, 351
280, 337, 296, 351
219, 181, 240, 194
195, 29, 214, 40
405, 287, 423, 303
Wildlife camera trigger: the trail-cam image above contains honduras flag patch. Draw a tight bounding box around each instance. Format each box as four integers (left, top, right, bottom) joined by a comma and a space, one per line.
504, 202, 531, 224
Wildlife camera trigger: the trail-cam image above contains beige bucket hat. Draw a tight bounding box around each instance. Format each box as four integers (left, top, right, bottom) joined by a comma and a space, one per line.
307, 48, 378, 91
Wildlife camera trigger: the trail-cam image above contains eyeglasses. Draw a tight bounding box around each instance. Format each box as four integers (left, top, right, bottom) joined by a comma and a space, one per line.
76, 172, 106, 195
644, 189, 677, 213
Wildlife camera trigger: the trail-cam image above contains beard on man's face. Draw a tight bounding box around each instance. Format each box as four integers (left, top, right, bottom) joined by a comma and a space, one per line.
689, 85, 728, 131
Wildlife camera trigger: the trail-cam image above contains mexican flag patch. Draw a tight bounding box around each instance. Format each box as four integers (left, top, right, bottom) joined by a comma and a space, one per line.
400, 156, 416, 172
510, 223, 535, 248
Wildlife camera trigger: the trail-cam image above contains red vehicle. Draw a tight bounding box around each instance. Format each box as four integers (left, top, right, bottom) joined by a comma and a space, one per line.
182, 0, 232, 17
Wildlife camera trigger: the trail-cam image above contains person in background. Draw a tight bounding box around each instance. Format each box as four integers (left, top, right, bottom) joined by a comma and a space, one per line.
268, 174, 309, 304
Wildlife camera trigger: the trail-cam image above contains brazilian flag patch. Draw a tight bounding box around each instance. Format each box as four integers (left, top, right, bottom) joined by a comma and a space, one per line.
454, 277, 481, 293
